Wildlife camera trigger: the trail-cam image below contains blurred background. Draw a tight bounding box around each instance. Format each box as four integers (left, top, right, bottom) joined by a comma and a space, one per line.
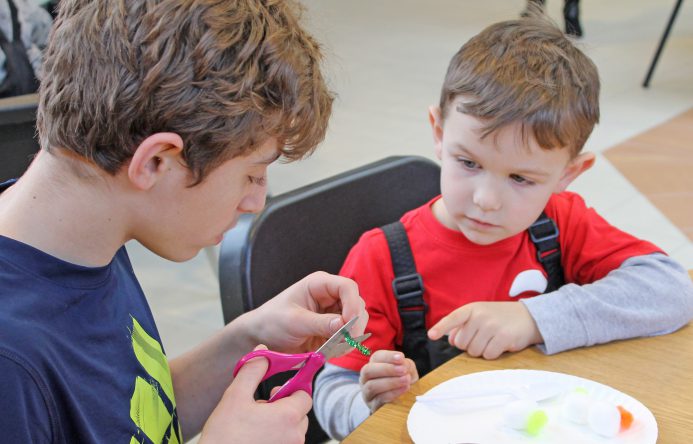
1, 1, 692, 441
131, 0, 693, 362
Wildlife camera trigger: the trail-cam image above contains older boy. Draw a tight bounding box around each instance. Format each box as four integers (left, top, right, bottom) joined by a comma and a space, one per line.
0, 1, 367, 443
313, 17, 693, 440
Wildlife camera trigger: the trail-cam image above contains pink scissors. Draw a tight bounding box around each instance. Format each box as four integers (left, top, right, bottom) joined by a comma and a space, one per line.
232, 315, 370, 402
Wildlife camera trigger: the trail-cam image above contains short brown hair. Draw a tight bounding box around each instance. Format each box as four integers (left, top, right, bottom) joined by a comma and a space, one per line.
439, 16, 599, 156
37, 0, 333, 183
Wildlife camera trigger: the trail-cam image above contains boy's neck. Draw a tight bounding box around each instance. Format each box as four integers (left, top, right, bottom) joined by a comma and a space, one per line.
0, 150, 132, 267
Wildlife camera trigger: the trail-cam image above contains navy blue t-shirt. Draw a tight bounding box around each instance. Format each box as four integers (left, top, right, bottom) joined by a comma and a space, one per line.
0, 182, 182, 443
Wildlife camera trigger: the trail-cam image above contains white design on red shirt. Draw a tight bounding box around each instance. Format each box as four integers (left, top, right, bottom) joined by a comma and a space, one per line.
509, 269, 548, 297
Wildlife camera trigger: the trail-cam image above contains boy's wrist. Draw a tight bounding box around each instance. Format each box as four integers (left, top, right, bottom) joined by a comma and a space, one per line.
224, 312, 261, 356
528, 322, 544, 346
518, 300, 545, 346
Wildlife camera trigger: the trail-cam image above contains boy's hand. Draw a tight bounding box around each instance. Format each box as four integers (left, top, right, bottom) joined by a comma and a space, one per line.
244, 271, 368, 354
200, 345, 310, 444
359, 350, 419, 413
428, 301, 543, 360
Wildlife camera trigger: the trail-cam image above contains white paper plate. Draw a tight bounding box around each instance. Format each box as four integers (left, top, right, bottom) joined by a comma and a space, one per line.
407, 369, 657, 444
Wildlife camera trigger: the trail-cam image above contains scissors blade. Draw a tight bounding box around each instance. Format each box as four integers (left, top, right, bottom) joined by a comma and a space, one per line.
315, 316, 370, 360
315, 315, 359, 355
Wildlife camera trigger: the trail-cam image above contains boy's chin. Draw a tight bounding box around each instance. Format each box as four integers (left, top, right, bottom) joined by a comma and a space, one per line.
460, 227, 508, 246
146, 244, 201, 263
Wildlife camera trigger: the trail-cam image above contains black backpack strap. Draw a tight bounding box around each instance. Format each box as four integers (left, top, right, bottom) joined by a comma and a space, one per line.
528, 212, 565, 292
380, 221, 430, 376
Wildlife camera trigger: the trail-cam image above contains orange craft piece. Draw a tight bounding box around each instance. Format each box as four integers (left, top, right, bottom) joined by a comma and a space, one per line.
617, 405, 634, 430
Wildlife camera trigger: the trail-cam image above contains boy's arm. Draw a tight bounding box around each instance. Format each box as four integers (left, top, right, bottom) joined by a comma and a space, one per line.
169, 314, 258, 440
522, 253, 693, 354
313, 363, 370, 441
169, 272, 367, 440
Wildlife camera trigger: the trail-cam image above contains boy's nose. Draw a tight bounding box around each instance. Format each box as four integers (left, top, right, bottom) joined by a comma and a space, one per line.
472, 184, 501, 212
238, 186, 267, 214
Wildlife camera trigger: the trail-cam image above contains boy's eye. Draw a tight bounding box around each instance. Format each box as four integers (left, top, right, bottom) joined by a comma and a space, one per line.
457, 158, 479, 169
248, 175, 267, 186
510, 174, 534, 185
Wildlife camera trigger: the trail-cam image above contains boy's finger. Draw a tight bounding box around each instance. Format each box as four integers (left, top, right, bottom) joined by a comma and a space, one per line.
403, 358, 420, 382
450, 325, 473, 352
362, 374, 411, 400
229, 345, 269, 399
466, 328, 493, 357
482, 336, 507, 360
273, 387, 313, 415
300, 415, 310, 436
370, 349, 403, 363
301, 273, 368, 337
428, 306, 473, 339
372, 386, 410, 407
360, 362, 407, 383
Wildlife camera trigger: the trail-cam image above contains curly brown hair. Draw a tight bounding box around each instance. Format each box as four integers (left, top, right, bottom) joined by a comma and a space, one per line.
37, 0, 334, 184
439, 16, 599, 157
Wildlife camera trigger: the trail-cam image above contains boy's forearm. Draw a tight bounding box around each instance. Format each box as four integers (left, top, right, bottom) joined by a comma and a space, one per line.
169, 313, 258, 440
523, 253, 693, 354
314, 363, 370, 441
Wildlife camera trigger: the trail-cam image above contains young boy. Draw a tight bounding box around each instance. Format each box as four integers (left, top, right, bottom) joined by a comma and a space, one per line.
0, 1, 368, 443
313, 16, 693, 440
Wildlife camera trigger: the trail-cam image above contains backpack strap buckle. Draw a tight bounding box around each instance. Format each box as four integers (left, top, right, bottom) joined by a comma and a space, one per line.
529, 216, 560, 263
392, 273, 427, 311
529, 217, 560, 243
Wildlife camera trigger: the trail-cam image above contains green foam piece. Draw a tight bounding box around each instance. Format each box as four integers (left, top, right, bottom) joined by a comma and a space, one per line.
526, 410, 548, 436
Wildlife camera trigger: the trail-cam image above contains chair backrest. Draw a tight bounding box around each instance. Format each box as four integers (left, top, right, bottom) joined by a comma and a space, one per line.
0, 93, 40, 182
218, 155, 441, 324
218, 155, 440, 444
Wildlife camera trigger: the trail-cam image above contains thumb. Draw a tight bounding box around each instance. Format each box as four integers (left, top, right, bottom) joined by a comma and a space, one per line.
229, 344, 269, 399
428, 307, 472, 340
294, 310, 344, 339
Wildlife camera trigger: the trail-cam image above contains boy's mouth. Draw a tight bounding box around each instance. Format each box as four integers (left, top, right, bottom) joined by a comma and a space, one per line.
466, 216, 499, 229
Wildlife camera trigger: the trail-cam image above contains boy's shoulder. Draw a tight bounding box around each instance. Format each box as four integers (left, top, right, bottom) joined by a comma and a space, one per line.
546, 190, 587, 209
354, 197, 435, 245
545, 191, 591, 221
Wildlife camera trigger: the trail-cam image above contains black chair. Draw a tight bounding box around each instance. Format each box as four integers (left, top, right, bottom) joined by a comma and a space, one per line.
0, 93, 40, 182
642, 0, 685, 88
218, 155, 441, 443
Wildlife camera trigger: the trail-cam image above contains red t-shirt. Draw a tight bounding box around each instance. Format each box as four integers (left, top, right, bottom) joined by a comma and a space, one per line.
330, 192, 662, 372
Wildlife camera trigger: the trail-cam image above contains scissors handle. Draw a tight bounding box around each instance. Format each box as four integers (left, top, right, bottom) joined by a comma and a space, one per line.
233, 350, 312, 380
268, 353, 325, 401
232, 350, 326, 402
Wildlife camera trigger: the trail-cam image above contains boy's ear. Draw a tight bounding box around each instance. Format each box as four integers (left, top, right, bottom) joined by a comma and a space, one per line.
554, 152, 596, 192
127, 132, 185, 190
428, 106, 444, 160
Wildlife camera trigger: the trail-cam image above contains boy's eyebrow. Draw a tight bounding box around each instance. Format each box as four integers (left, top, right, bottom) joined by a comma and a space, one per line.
512, 167, 551, 178
455, 144, 476, 158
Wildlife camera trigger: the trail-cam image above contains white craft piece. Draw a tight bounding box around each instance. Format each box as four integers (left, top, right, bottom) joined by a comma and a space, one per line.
562, 389, 590, 424
503, 399, 539, 430
587, 400, 621, 438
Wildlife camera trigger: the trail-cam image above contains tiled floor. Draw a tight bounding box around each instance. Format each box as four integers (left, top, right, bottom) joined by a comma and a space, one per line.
605, 109, 693, 241
125, 1, 693, 442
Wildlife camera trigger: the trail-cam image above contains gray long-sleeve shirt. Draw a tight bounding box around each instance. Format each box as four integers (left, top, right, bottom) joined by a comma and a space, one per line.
313, 253, 693, 440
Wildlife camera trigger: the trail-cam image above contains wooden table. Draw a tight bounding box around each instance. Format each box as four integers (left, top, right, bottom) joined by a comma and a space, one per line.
344, 270, 693, 444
